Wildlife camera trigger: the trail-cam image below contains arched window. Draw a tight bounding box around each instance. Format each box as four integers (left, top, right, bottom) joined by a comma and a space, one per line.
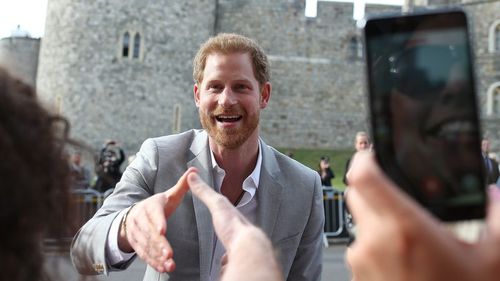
133, 33, 141, 59
488, 20, 500, 53
122, 32, 130, 57
496, 25, 500, 52
493, 86, 500, 115
486, 82, 500, 115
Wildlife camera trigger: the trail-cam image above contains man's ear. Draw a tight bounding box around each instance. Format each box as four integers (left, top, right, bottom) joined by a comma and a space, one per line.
260, 82, 271, 109
194, 84, 200, 107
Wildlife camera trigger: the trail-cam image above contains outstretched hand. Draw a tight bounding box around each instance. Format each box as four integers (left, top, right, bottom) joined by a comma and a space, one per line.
345, 151, 500, 281
118, 167, 197, 273
187, 172, 283, 281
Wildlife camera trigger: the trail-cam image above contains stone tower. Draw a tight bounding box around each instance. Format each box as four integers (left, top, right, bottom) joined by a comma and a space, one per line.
37, 0, 215, 152
0, 35, 40, 88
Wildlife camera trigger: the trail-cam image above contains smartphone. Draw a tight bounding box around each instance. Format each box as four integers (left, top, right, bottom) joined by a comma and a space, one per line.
363, 9, 486, 221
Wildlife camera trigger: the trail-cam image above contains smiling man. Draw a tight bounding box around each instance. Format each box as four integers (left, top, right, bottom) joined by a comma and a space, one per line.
71, 33, 324, 281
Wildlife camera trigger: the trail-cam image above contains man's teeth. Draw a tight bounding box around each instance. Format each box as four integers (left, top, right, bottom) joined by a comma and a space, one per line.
216, 115, 241, 122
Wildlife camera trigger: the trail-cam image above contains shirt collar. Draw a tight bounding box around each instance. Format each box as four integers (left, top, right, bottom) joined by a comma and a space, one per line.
210, 141, 262, 190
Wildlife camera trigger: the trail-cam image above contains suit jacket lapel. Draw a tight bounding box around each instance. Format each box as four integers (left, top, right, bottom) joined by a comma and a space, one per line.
187, 130, 214, 281
256, 139, 284, 240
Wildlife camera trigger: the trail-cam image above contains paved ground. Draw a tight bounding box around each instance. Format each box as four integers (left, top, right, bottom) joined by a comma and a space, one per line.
45, 242, 351, 281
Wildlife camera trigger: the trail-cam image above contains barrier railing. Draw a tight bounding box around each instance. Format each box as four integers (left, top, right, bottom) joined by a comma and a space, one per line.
44, 188, 107, 253
322, 186, 350, 244
72, 188, 105, 232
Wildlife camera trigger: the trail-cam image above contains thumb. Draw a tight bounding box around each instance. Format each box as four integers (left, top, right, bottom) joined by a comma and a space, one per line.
486, 186, 500, 241
163, 167, 198, 217
347, 151, 422, 222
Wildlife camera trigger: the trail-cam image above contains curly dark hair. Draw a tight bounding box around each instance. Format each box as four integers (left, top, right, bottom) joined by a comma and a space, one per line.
0, 68, 74, 281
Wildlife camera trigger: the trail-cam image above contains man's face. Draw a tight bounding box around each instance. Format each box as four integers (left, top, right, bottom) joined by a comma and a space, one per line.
481, 140, 490, 154
194, 52, 270, 149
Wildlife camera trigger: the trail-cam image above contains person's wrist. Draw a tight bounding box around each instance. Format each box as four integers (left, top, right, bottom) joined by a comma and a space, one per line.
118, 205, 135, 253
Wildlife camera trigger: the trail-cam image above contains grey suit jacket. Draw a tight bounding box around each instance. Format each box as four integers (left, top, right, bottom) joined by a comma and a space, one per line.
71, 129, 324, 281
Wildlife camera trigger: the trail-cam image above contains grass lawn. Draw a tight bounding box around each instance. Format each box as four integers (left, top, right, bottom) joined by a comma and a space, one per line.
277, 148, 354, 190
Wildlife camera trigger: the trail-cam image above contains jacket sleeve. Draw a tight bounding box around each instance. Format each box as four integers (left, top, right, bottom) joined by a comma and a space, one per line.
70, 138, 159, 275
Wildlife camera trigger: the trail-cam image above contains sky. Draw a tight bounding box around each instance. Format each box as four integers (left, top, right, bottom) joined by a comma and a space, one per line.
0, 0, 402, 39
0, 0, 48, 39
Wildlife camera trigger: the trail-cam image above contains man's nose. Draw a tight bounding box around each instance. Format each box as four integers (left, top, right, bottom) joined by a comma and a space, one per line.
218, 88, 237, 107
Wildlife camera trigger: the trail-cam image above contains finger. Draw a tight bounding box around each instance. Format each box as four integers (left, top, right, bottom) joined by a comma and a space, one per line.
163, 167, 198, 216
346, 151, 422, 219
345, 187, 375, 227
486, 186, 500, 241
188, 172, 240, 218
187, 172, 248, 245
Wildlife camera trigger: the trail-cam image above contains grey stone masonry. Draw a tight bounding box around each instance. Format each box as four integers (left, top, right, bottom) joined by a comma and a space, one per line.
0, 37, 40, 88
32, 0, 499, 154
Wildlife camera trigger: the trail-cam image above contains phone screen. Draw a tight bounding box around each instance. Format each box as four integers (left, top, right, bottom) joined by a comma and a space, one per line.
364, 10, 486, 221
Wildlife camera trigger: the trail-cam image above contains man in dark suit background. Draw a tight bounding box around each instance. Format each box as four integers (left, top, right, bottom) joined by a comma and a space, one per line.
482, 138, 500, 185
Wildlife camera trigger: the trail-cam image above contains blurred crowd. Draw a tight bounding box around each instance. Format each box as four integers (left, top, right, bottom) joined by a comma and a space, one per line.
68, 139, 131, 194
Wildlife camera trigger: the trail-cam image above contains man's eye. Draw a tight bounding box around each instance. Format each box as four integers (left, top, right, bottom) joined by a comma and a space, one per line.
208, 85, 223, 92
234, 84, 248, 91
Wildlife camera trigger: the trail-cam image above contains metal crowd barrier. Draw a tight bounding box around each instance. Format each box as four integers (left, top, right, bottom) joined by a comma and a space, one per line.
44, 188, 108, 253
322, 186, 350, 245
72, 188, 105, 232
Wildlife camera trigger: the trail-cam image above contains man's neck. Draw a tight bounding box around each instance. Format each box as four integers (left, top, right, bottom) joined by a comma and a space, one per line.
209, 136, 259, 179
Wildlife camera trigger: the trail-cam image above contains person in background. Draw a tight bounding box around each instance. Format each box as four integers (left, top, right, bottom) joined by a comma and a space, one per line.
69, 151, 91, 189
71, 33, 324, 281
94, 140, 125, 192
482, 138, 500, 185
318, 156, 335, 186
342, 131, 371, 244
0, 68, 74, 281
343, 131, 371, 185
490, 153, 500, 187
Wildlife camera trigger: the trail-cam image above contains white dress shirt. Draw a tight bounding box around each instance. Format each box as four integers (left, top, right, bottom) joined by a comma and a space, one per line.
208, 144, 261, 281
106, 143, 262, 281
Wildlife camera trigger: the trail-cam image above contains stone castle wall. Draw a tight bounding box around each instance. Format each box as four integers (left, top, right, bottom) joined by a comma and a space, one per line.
37, 0, 399, 153
34, 0, 499, 154
465, 1, 500, 149
0, 37, 40, 87
213, 1, 398, 148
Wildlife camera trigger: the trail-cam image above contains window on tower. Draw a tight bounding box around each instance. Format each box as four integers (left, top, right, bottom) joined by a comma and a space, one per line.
348, 36, 362, 60
133, 33, 141, 59
493, 86, 500, 115
496, 24, 500, 52
487, 83, 500, 116
122, 32, 130, 57
488, 20, 500, 53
